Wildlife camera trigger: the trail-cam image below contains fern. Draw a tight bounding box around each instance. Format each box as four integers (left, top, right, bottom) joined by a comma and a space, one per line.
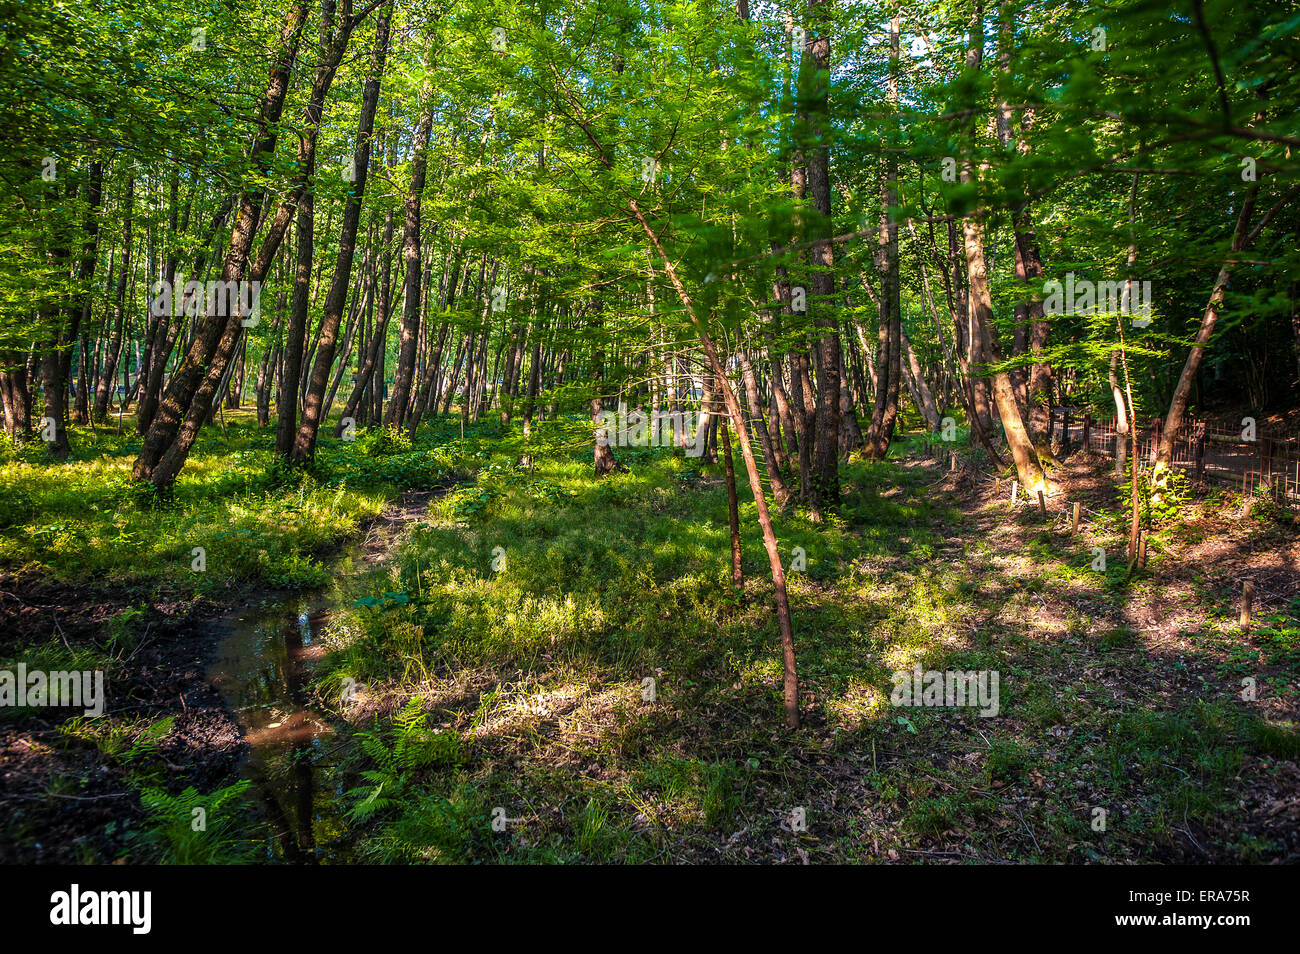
344, 696, 464, 822
124, 716, 175, 765
133, 781, 256, 864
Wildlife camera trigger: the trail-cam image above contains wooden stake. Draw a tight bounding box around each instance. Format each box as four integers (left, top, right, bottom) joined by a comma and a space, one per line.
1037, 489, 1047, 516
1011, 480, 1018, 502
1240, 581, 1254, 629
1071, 502, 1081, 533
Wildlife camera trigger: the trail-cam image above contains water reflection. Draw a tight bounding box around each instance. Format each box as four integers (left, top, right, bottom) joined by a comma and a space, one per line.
209, 597, 348, 863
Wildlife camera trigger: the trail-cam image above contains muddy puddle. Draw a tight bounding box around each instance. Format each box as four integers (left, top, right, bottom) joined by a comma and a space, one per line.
208, 594, 353, 863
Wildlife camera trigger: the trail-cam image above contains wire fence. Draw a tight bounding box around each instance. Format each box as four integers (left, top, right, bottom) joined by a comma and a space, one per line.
910, 436, 1300, 628
1048, 407, 1300, 510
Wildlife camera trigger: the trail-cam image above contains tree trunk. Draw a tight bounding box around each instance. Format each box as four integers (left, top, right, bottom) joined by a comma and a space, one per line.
133, 0, 311, 487
94, 176, 133, 422
293, 0, 391, 461
43, 160, 103, 457
902, 328, 941, 431
803, 0, 840, 513
723, 420, 743, 588
385, 97, 435, 429
336, 209, 396, 434
964, 209, 1045, 490
633, 199, 800, 730
739, 347, 791, 506
1153, 181, 1299, 482
960, 1, 1041, 488
275, 2, 358, 457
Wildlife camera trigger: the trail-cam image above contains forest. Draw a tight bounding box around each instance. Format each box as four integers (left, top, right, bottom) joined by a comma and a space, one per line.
1, 0, 1298, 872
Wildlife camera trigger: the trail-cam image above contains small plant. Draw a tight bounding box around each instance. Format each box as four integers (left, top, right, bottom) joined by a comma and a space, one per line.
360, 785, 495, 863
356, 426, 413, 458
449, 483, 503, 521
344, 697, 463, 822
105, 604, 148, 653
986, 739, 1028, 782
60, 715, 174, 786
1122, 467, 1192, 526
1248, 719, 1300, 759
701, 761, 743, 828
132, 781, 255, 864
577, 796, 611, 853
1098, 627, 1134, 650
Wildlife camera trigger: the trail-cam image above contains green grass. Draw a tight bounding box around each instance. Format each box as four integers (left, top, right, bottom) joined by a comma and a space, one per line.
0, 409, 493, 862
0, 410, 506, 588
308, 439, 1299, 863
5, 414, 1296, 864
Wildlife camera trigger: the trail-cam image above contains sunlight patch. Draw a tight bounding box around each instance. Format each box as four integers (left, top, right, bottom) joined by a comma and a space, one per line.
826, 680, 889, 730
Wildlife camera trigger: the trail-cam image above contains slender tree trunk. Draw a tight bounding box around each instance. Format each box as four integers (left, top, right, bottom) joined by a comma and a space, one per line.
995, 11, 1052, 446
1109, 350, 1130, 476
590, 313, 618, 476
1, 351, 31, 441
94, 176, 134, 422
803, 0, 840, 513
960, 1, 1040, 487
385, 96, 435, 429
633, 200, 799, 729
723, 419, 743, 588
43, 160, 103, 457
964, 210, 1045, 489
73, 333, 90, 424
293, 0, 391, 461
1153, 181, 1299, 482
902, 328, 941, 431
336, 209, 396, 434
133, 0, 311, 486
257, 305, 283, 428
739, 347, 791, 506
275, 1, 358, 456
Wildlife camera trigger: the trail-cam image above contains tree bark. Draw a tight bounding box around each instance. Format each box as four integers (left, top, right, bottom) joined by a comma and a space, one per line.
723, 419, 744, 588
739, 346, 791, 506
133, 0, 311, 487
803, 0, 840, 513
633, 200, 800, 729
902, 328, 941, 432
1153, 181, 1300, 481
42, 160, 103, 457
292, 0, 391, 461
385, 97, 435, 429
94, 176, 133, 422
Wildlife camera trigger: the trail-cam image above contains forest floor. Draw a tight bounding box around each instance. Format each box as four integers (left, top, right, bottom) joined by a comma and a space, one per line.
304, 434, 1300, 864
1, 415, 1298, 863
0, 413, 464, 862
0, 480, 454, 863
